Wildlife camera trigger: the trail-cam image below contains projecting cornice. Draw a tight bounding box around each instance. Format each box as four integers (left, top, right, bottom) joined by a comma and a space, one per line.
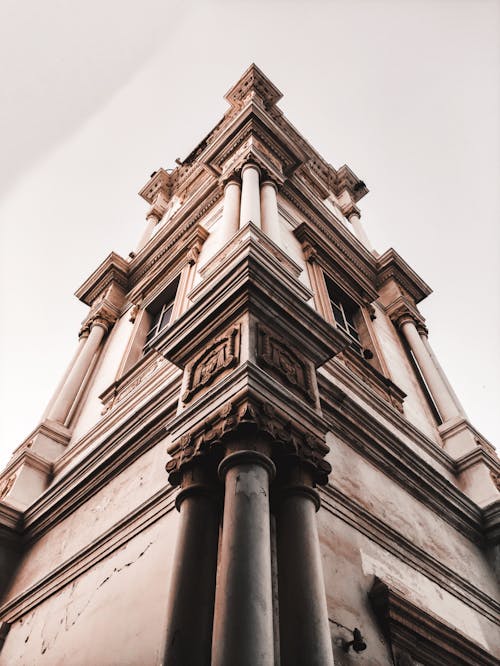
75, 252, 129, 307
377, 248, 432, 304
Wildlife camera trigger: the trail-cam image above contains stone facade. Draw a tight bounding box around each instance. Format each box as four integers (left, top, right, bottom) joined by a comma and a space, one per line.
0, 64, 498, 665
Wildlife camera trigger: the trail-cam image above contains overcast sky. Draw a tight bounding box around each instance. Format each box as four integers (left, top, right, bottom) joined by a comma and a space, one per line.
1, 0, 499, 468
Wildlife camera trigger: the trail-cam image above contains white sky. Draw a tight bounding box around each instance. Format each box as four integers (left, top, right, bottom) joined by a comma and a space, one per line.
1, 0, 499, 468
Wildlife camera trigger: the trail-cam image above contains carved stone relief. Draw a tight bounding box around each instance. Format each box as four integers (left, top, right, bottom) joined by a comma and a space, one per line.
256, 325, 315, 403
0, 474, 16, 500
167, 398, 330, 487
182, 326, 240, 403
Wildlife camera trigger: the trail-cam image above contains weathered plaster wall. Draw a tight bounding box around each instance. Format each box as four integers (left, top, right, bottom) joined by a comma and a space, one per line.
3, 442, 171, 606
0, 516, 177, 666
320, 512, 500, 665
325, 434, 497, 597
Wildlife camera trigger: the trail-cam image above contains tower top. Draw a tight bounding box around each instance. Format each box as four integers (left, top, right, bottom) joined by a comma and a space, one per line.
224, 63, 283, 110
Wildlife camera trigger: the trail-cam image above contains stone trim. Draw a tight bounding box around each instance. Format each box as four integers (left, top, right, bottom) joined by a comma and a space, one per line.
322, 486, 500, 628
319, 376, 483, 543
369, 578, 499, 664
0, 486, 177, 623
74, 252, 129, 307
22, 388, 179, 541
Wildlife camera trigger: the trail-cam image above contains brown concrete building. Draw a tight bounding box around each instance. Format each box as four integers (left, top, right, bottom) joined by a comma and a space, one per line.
0, 65, 498, 665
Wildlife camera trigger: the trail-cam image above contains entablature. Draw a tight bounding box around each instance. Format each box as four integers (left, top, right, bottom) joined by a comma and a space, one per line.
75, 252, 129, 307
377, 247, 432, 305
293, 220, 379, 305
127, 221, 209, 306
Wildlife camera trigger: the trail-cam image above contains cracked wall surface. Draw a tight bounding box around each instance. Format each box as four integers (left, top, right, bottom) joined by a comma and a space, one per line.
0, 516, 178, 666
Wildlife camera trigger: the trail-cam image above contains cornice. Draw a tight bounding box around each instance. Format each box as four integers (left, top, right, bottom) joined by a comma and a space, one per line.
318, 374, 483, 543
74, 252, 129, 306
293, 220, 379, 304
128, 223, 210, 305
322, 487, 500, 628
377, 247, 432, 304
369, 578, 499, 664
22, 382, 179, 541
224, 63, 283, 110
0, 502, 22, 534
138, 167, 173, 204
128, 181, 217, 290
482, 500, 500, 545
0, 485, 177, 622
318, 368, 452, 471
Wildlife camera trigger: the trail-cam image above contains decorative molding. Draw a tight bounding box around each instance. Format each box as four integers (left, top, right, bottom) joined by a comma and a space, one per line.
182, 326, 240, 403
369, 578, 499, 664
74, 252, 129, 307
377, 248, 432, 304
256, 325, 315, 403
224, 63, 283, 110
318, 373, 484, 543
100, 351, 169, 415
322, 486, 500, 628
166, 397, 331, 488
0, 486, 177, 623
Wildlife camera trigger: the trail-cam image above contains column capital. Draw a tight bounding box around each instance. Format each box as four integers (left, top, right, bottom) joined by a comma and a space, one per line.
241, 161, 262, 178
166, 397, 332, 488
218, 450, 276, 481
221, 174, 241, 190
78, 324, 91, 339
261, 179, 279, 192
386, 299, 425, 331
83, 302, 121, 334
343, 202, 361, 221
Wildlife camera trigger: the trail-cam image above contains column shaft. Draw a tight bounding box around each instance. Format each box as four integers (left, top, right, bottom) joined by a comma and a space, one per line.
239, 164, 261, 228
212, 449, 275, 666
420, 332, 466, 417
277, 486, 334, 666
42, 334, 88, 419
48, 322, 107, 424
220, 180, 241, 242
137, 213, 159, 251
163, 475, 220, 666
260, 181, 281, 246
401, 319, 458, 422
349, 213, 373, 251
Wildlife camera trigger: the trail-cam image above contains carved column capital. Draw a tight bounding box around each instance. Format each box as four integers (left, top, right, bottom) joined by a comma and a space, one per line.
241, 161, 262, 178
166, 397, 331, 488
342, 202, 361, 221
388, 303, 423, 331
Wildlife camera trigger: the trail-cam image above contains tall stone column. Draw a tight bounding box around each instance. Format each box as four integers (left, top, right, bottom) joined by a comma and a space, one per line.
276, 463, 334, 666
418, 324, 466, 417
212, 442, 275, 666
220, 178, 241, 243
239, 163, 261, 229
48, 317, 109, 424
163, 463, 220, 666
398, 314, 459, 422
260, 180, 281, 246
42, 330, 89, 420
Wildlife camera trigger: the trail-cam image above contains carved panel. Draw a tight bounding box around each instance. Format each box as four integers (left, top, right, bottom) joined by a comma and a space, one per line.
182, 327, 240, 403
256, 325, 315, 403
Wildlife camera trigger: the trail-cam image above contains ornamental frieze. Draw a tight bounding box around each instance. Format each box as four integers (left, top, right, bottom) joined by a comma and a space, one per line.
182, 326, 240, 403
256, 325, 315, 403
166, 398, 331, 487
